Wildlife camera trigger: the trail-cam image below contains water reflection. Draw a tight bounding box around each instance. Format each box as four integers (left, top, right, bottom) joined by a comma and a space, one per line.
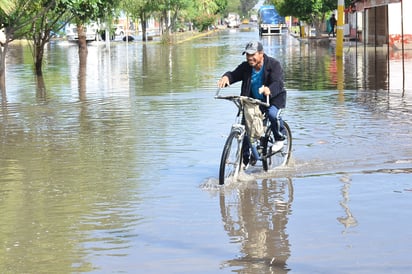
0, 96, 143, 272
219, 179, 293, 273
260, 34, 412, 93
260, 36, 355, 91
3, 32, 411, 102
35, 76, 46, 99
78, 48, 87, 99
337, 174, 358, 232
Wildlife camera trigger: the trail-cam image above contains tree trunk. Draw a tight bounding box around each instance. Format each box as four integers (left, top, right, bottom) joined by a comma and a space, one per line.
162, 10, 168, 34
78, 56, 87, 100
140, 12, 147, 42
34, 43, 44, 76
77, 23, 88, 99
36, 75, 46, 98
0, 73, 5, 99
77, 23, 88, 57
311, 13, 326, 38
0, 42, 8, 94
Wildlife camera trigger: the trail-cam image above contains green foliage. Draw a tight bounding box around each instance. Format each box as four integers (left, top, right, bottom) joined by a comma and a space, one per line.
0, 0, 16, 15
0, 0, 43, 39
273, 0, 353, 20
61, 0, 120, 23
225, 0, 239, 15
221, 0, 257, 17
119, 0, 148, 20
178, 0, 223, 31
215, 0, 228, 14
273, 0, 331, 21
118, 0, 229, 34
192, 13, 216, 32
272, 0, 354, 37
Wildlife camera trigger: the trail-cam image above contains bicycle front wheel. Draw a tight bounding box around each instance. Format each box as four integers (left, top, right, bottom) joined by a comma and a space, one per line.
262, 121, 292, 171
219, 130, 243, 185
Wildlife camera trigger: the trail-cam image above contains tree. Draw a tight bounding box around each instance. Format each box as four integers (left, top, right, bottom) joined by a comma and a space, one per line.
120, 0, 153, 42
273, 0, 335, 37
0, 0, 51, 93
29, 0, 72, 76
191, 0, 221, 31
120, 0, 227, 41
63, 0, 119, 57
59, 0, 120, 97
160, 0, 192, 33
224, 0, 240, 15
273, 0, 352, 37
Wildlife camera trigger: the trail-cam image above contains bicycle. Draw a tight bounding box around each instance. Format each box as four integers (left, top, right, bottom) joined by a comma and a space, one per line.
215, 89, 292, 185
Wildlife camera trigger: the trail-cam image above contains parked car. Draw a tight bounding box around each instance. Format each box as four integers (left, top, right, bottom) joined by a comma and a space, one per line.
65, 22, 99, 41
113, 24, 125, 37
0, 28, 5, 45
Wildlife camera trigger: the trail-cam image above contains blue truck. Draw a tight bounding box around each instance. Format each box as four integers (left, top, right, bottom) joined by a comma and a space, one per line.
258, 5, 286, 35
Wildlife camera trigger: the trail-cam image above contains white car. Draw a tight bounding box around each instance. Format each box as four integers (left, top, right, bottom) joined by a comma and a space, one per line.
113, 25, 125, 37
65, 22, 99, 41
0, 28, 5, 45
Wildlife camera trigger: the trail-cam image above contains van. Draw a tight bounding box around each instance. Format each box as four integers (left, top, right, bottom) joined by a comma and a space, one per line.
226, 13, 241, 28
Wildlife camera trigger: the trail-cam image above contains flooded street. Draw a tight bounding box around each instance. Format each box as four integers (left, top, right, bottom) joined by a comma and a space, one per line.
1, 27, 412, 273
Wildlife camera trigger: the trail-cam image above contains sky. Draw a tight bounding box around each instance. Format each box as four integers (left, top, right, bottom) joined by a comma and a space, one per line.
253, 0, 265, 11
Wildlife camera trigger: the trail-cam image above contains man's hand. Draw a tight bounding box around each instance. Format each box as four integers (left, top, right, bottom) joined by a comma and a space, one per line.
217, 76, 230, 88
259, 85, 271, 96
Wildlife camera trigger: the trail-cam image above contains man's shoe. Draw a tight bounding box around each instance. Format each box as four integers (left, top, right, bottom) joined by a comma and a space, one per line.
271, 140, 284, 153
250, 156, 257, 166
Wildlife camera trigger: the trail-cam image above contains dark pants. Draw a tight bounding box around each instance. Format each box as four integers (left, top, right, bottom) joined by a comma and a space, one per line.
329, 25, 336, 37
266, 105, 285, 141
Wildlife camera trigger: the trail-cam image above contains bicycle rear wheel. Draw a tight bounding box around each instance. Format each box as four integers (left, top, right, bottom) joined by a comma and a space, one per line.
219, 130, 243, 185
262, 121, 292, 171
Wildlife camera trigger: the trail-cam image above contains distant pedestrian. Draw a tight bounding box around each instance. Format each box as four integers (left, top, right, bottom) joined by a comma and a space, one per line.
329, 14, 337, 37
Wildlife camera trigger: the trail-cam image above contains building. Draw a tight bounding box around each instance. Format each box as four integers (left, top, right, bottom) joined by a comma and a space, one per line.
346, 0, 411, 91
348, 0, 411, 49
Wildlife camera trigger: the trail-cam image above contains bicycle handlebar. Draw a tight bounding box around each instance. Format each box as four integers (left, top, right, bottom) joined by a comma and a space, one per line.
215, 88, 270, 108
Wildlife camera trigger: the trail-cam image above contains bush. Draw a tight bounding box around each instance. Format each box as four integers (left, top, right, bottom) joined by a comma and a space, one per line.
193, 14, 216, 32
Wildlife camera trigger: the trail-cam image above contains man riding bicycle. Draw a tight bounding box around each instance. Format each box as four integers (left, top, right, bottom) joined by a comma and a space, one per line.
217, 40, 287, 166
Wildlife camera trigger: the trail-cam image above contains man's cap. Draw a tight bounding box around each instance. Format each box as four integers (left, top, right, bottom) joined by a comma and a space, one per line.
242, 41, 263, 55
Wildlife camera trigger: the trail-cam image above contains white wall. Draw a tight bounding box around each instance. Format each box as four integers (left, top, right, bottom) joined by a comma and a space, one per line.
388, 1, 412, 35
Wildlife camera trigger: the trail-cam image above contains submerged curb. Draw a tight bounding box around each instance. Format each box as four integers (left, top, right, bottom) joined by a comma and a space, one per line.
173, 29, 220, 44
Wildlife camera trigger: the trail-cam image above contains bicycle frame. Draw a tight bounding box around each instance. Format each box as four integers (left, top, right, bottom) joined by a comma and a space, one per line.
216, 89, 269, 183
215, 88, 292, 185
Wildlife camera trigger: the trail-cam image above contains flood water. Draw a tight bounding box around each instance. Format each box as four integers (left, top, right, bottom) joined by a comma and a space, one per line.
1, 27, 412, 273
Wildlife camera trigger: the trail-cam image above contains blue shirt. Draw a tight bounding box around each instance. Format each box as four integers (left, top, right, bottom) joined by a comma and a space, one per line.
251, 65, 264, 100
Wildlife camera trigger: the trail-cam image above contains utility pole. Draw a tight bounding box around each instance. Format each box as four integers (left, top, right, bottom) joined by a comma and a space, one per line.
336, 0, 344, 57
